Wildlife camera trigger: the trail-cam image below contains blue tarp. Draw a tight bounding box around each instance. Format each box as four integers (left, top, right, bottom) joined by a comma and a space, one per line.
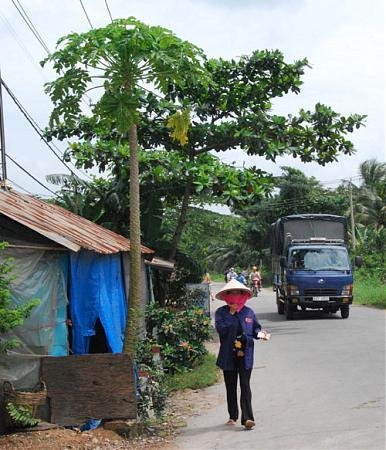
69, 251, 127, 355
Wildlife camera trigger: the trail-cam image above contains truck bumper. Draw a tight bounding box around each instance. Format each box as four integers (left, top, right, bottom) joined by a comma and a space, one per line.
288, 296, 352, 309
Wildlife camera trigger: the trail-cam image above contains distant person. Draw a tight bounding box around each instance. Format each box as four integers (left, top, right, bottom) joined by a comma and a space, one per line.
236, 271, 248, 286
202, 272, 212, 284
226, 267, 238, 281
214, 279, 270, 429
249, 266, 262, 291
224, 268, 229, 283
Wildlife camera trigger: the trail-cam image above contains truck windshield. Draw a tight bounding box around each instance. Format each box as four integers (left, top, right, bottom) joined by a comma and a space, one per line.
289, 247, 350, 271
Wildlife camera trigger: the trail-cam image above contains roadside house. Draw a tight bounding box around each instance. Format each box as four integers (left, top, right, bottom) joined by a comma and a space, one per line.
0, 189, 154, 390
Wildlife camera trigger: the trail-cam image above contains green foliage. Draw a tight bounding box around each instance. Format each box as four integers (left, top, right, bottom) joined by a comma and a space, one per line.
354, 276, 386, 309
0, 243, 40, 354
145, 303, 211, 374
5, 402, 39, 428
354, 226, 385, 282
136, 364, 168, 420
353, 159, 385, 232
43, 19, 365, 275
42, 17, 208, 132
162, 206, 245, 272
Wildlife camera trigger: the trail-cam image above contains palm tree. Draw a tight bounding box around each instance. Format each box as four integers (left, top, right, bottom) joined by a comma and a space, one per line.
359, 159, 386, 192
355, 159, 386, 230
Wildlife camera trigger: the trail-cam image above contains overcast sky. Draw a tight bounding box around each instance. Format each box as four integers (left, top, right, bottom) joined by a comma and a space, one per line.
0, 0, 384, 199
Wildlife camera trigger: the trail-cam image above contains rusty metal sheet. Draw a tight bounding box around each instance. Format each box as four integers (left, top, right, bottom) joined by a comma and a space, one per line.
41, 353, 137, 425
0, 190, 154, 255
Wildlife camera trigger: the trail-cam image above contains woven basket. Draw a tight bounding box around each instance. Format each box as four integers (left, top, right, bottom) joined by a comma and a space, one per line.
3, 380, 47, 407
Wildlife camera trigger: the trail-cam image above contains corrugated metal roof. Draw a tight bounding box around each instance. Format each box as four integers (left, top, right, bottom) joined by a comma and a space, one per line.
0, 190, 154, 255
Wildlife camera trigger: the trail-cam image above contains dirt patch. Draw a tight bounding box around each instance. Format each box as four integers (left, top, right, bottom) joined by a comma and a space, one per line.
0, 386, 222, 450
0, 346, 222, 450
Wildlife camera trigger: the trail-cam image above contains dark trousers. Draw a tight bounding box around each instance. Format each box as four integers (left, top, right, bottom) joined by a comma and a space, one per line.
223, 358, 254, 424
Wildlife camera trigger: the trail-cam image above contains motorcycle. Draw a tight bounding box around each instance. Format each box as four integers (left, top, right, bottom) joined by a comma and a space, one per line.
251, 277, 261, 297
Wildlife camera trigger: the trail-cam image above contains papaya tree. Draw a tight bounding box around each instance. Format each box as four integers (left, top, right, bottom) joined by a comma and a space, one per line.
42, 18, 208, 355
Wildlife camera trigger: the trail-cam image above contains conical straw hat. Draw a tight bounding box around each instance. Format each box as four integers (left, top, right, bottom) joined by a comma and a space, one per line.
215, 278, 252, 301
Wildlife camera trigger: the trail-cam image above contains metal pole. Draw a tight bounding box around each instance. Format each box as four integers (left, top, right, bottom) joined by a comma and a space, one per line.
349, 178, 356, 249
0, 68, 8, 187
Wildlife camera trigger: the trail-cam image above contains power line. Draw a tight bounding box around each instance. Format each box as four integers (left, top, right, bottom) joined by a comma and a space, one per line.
0, 12, 47, 80
10, 0, 50, 55
104, 0, 113, 22
79, 0, 94, 29
0, 76, 94, 182
7, 177, 34, 195
1, 78, 75, 174
9, 1, 93, 108
6, 153, 58, 196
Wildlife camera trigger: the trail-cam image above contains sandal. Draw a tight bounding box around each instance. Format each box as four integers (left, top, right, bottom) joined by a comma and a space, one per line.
226, 419, 237, 425
244, 419, 255, 429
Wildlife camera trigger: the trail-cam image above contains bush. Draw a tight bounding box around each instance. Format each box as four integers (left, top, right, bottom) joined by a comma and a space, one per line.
354, 275, 386, 309
145, 303, 211, 373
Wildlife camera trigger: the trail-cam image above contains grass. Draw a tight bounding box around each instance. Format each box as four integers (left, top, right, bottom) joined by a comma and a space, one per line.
210, 272, 226, 282
166, 352, 219, 392
354, 277, 386, 309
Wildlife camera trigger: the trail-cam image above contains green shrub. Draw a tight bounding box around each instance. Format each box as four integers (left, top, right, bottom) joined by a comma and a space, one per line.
354, 276, 386, 308
145, 303, 211, 373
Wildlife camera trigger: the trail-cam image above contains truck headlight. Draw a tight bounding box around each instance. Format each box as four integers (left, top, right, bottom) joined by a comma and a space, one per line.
341, 284, 353, 296
287, 285, 300, 295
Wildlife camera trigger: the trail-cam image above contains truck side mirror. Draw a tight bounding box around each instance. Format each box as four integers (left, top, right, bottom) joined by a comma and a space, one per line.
354, 256, 362, 268
280, 256, 287, 268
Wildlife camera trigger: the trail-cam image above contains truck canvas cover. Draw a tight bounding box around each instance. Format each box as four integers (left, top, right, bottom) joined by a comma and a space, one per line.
271, 214, 347, 255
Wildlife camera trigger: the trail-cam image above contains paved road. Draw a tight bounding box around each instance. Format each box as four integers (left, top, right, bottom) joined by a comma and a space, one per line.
175, 283, 385, 450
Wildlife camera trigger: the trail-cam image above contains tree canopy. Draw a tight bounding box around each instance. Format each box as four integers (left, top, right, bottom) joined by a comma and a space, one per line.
43, 17, 366, 268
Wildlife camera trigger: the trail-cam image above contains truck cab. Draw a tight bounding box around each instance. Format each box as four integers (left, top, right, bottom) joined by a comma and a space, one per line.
280, 240, 354, 318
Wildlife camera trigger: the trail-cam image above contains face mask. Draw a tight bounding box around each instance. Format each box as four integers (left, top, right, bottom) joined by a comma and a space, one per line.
224, 293, 250, 312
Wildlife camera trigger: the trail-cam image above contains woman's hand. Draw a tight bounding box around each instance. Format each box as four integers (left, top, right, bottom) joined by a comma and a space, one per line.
257, 330, 271, 340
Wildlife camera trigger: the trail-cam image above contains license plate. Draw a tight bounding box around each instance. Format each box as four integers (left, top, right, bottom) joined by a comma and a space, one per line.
313, 296, 329, 301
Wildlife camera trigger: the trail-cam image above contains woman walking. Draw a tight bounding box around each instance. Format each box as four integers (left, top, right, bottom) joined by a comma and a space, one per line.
214, 279, 270, 429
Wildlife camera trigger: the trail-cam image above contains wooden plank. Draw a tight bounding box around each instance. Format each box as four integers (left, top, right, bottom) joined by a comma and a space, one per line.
41, 353, 137, 426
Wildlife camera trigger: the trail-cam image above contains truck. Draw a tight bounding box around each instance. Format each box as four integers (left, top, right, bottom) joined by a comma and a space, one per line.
271, 214, 362, 320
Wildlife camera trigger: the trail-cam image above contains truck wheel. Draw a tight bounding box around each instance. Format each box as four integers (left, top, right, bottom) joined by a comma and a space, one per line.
285, 299, 294, 320
340, 306, 350, 319
277, 290, 284, 315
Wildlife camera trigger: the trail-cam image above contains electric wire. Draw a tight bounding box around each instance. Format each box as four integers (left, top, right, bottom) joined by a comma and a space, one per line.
10, 0, 50, 55
0, 77, 94, 182
0, 12, 47, 80
1, 78, 78, 176
104, 0, 113, 22
9, 0, 93, 107
7, 177, 35, 195
6, 153, 58, 196
79, 0, 94, 29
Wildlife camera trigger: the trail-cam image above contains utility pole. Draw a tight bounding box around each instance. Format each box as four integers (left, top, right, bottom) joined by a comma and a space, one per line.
349, 178, 356, 249
0, 68, 8, 189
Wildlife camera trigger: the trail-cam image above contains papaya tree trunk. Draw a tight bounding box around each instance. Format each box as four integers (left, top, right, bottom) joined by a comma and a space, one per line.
123, 123, 142, 355
168, 175, 193, 261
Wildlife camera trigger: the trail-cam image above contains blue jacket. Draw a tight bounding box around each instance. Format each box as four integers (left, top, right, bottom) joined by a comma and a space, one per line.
215, 305, 261, 371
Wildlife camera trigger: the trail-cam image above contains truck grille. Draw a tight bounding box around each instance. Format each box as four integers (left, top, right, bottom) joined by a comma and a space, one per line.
304, 288, 338, 297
